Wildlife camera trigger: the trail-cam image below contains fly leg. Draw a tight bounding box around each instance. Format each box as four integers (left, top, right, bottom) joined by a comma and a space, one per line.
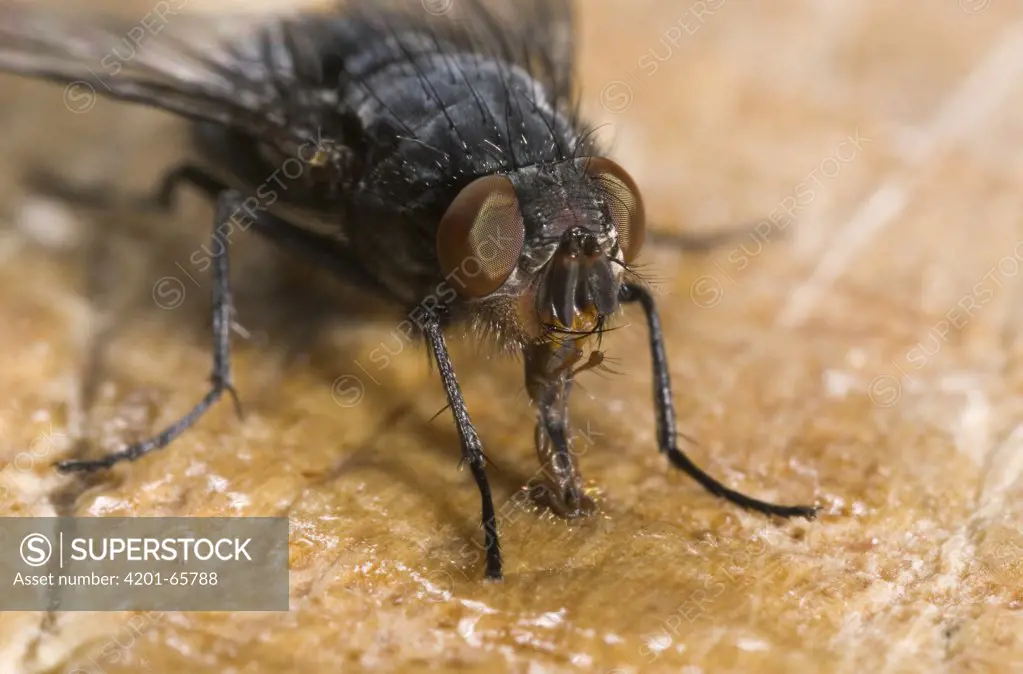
151, 164, 393, 298
56, 190, 245, 473
647, 219, 789, 253
29, 163, 396, 299
619, 282, 819, 519
421, 314, 502, 580
21, 164, 220, 213
523, 340, 596, 518
146, 164, 224, 210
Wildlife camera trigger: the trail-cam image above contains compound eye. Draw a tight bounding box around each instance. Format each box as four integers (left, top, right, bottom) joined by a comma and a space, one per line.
437, 175, 526, 297
581, 157, 646, 263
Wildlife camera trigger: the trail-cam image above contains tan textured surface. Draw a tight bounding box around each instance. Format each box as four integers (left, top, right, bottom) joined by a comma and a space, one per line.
2, 1, 1023, 672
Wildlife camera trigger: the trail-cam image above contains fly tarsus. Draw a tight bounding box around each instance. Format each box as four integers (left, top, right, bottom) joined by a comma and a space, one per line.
664, 446, 818, 519
56, 190, 245, 474
619, 282, 819, 520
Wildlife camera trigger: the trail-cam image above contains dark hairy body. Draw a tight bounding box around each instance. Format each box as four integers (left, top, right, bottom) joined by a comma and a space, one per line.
0, 0, 817, 580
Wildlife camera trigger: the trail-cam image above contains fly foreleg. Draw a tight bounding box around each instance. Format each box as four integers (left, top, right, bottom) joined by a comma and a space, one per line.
422, 314, 503, 580
619, 282, 819, 519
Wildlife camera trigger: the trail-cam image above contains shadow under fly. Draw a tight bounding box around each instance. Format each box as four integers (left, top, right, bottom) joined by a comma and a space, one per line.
0, 0, 818, 580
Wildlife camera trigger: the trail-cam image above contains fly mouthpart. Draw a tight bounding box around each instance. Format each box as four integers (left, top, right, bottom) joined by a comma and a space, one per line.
537, 227, 618, 333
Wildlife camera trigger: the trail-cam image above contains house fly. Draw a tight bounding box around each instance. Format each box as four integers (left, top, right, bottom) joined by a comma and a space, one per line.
0, 0, 818, 580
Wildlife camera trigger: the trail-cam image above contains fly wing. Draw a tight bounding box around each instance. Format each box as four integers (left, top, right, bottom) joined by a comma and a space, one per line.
0, 2, 338, 149
0, 0, 577, 160
342, 0, 577, 107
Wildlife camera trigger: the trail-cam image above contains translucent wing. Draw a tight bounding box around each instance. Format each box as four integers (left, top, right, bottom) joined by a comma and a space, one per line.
342, 0, 577, 108
0, 2, 337, 148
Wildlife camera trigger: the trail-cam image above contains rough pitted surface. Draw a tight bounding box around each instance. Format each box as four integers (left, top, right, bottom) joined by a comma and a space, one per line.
1, 1, 1022, 672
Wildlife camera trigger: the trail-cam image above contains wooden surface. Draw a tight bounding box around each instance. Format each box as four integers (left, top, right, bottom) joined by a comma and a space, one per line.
2, 1, 1023, 672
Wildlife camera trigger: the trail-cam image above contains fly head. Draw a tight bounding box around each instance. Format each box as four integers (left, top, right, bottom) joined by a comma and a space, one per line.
435, 157, 646, 348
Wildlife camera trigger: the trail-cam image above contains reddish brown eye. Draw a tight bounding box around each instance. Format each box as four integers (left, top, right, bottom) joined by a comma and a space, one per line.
437, 174, 526, 297
581, 157, 646, 263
